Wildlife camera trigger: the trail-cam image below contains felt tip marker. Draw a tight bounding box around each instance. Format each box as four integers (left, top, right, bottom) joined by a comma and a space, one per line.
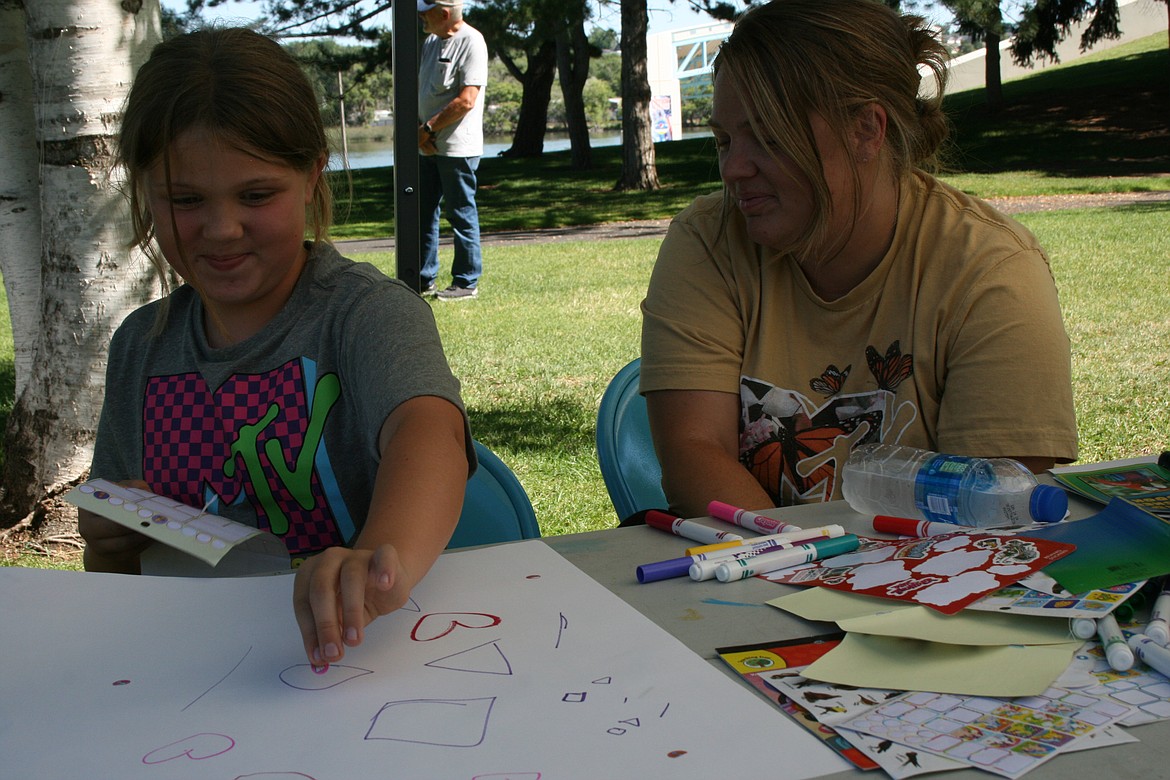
1145, 580, 1170, 645
645, 510, 743, 546
1070, 617, 1098, 640
684, 525, 847, 556
707, 500, 802, 536
689, 542, 799, 581
1097, 614, 1135, 672
873, 516, 963, 537
715, 535, 860, 583
1128, 633, 1170, 677
635, 543, 768, 583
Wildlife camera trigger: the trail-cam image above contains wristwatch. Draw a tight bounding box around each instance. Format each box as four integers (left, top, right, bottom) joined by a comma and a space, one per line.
423, 121, 436, 135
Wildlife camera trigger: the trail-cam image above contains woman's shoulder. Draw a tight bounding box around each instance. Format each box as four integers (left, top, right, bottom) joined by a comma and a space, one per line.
672, 190, 728, 230
911, 172, 1041, 249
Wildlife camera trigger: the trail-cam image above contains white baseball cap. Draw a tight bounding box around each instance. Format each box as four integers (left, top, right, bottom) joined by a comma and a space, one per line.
417, 0, 460, 10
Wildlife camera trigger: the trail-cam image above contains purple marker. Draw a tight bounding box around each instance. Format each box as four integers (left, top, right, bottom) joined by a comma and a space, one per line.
708, 500, 801, 535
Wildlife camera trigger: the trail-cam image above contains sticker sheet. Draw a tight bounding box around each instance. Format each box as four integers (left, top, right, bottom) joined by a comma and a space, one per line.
716, 635, 880, 772
762, 532, 1076, 615
969, 573, 1147, 618
838, 685, 1133, 779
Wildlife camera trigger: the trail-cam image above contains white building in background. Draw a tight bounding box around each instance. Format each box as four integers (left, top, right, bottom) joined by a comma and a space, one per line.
646, 0, 1162, 135
647, 21, 732, 141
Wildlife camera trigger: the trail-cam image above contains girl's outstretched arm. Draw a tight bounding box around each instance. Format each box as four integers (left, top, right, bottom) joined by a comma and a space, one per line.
292, 395, 469, 665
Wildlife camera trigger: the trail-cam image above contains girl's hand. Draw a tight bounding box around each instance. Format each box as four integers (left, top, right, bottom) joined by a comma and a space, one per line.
292, 544, 409, 666
78, 480, 154, 573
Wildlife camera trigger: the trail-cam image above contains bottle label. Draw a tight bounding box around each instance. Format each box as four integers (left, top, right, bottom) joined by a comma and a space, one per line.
913, 454, 972, 524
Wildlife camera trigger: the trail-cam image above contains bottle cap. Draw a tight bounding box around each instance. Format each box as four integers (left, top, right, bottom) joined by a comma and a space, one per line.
1029, 485, 1068, 523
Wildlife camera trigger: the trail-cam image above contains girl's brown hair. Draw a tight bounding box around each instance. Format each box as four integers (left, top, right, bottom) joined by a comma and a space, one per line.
117, 27, 333, 285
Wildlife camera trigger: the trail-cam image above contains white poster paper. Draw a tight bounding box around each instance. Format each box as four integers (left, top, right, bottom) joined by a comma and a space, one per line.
1, 540, 848, 780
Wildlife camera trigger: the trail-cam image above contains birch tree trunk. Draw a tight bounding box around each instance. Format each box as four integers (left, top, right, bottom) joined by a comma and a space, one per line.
0, 0, 161, 535
0, 0, 41, 398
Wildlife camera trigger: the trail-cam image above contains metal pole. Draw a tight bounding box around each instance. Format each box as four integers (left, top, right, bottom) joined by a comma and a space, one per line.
392, 0, 421, 291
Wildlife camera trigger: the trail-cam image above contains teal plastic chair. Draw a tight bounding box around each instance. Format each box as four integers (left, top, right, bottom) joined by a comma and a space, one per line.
447, 440, 541, 549
596, 358, 668, 523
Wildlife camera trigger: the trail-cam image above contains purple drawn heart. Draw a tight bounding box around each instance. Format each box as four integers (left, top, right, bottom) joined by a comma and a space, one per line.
142, 733, 235, 764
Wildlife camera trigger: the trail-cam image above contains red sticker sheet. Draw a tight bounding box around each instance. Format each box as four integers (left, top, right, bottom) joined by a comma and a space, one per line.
762, 533, 1076, 615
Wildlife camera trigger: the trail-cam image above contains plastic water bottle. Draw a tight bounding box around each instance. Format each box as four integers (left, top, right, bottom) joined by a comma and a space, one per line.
840, 444, 1067, 528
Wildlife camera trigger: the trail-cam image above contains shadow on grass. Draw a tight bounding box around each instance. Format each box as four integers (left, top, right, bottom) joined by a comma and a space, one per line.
947, 48, 1169, 177
467, 397, 595, 456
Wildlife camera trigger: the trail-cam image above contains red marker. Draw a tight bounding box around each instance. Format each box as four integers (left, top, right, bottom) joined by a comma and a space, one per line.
872, 515, 960, 537
645, 510, 744, 546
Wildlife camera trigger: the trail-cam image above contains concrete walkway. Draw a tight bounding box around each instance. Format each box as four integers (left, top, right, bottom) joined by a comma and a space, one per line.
335, 191, 1170, 253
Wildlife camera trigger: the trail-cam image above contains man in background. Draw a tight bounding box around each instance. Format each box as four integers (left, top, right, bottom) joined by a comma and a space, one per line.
417, 0, 487, 300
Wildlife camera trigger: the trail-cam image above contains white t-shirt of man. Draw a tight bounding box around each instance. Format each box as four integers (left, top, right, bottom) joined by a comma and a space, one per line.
418, 22, 488, 158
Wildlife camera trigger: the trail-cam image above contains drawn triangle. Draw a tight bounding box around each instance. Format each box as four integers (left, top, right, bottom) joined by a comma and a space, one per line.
425, 638, 513, 676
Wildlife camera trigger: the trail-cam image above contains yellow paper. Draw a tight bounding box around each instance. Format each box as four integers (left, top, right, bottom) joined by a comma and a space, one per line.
803, 633, 1082, 697
770, 588, 1077, 645
769, 586, 915, 621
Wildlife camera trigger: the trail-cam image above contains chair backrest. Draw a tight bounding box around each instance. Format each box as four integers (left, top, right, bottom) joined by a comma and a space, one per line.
447, 440, 541, 549
596, 358, 668, 522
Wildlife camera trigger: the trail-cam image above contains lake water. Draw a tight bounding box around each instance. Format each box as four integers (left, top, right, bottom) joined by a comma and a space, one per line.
330, 129, 709, 170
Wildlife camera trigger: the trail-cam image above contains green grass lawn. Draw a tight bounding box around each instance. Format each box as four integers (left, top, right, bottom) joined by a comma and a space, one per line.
329, 34, 1168, 241
340, 201, 1170, 538
1, 32, 1167, 564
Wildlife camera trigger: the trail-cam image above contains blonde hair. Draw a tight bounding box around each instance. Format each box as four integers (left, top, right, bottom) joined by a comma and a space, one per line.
713, 0, 950, 262
117, 27, 333, 292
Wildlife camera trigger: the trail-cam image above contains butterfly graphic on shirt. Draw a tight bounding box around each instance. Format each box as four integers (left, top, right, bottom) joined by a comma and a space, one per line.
739, 378, 885, 504
809, 364, 851, 397
865, 340, 913, 392
738, 341, 917, 506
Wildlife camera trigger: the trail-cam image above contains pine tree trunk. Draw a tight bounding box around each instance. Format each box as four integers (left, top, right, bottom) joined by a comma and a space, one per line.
984, 29, 1004, 111
615, 0, 659, 191
557, 14, 593, 171
501, 40, 557, 158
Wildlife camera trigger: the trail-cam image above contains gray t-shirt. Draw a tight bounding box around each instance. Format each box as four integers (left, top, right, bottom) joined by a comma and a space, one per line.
90, 242, 472, 559
418, 22, 487, 157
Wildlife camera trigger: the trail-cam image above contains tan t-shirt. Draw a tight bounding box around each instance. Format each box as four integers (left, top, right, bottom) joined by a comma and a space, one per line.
640, 171, 1078, 506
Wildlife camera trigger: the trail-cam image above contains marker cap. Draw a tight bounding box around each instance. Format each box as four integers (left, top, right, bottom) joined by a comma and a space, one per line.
1030, 485, 1068, 523
808, 534, 861, 558
636, 556, 693, 583
644, 510, 679, 532
872, 516, 923, 536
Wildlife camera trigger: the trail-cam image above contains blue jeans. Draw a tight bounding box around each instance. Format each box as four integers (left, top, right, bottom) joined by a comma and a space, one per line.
419, 154, 482, 289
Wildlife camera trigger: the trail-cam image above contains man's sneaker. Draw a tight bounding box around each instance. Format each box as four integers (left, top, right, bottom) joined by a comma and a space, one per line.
420, 281, 437, 297
436, 284, 478, 301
